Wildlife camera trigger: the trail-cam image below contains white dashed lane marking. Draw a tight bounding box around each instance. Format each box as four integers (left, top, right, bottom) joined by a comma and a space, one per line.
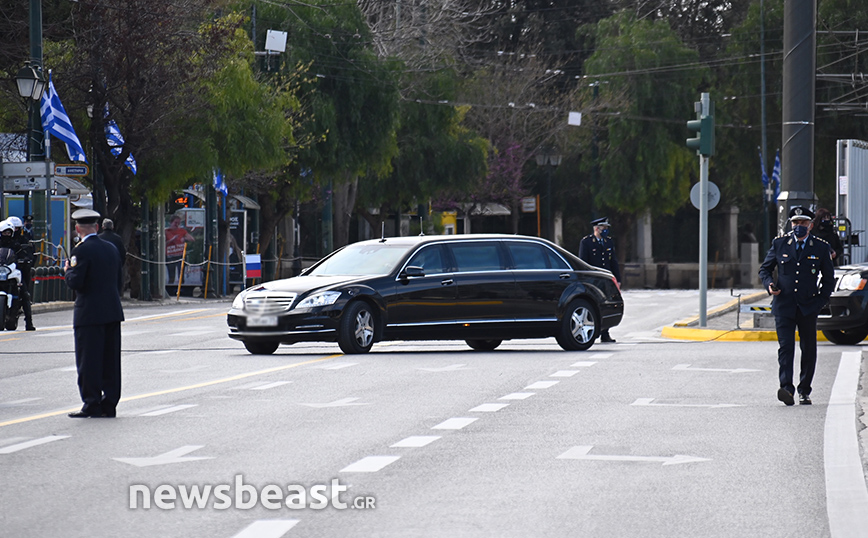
390, 436, 441, 448
431, 417, 478, 430
340, 456, 401, 473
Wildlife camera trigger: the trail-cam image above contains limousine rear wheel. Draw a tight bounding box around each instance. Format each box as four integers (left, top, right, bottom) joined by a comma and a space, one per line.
466, 339, 502, 351
556, 299, 597, 351
339, 301, 376, 354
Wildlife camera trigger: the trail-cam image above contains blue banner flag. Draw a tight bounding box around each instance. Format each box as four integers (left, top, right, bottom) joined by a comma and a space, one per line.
104, 105, 137, 175
39, 75, 88, 163
213, 168, 228, 196
771, 149, 781, 201
759, 148, 770, 201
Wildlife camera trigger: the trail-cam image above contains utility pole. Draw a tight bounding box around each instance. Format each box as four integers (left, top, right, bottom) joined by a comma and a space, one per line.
27, 0, 47, 244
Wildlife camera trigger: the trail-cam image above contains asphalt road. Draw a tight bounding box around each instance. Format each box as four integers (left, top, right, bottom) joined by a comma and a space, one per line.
0, 290, 866, 538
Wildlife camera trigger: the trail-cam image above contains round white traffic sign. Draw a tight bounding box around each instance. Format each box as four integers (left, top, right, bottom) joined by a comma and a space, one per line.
690, 181, 720, 210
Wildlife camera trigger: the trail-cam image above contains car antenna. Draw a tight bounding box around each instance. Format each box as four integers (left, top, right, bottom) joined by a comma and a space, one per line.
379, 221, 387, 243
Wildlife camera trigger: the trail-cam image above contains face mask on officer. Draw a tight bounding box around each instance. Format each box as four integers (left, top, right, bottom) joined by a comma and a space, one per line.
600, 228, 610, 238
793, 225, 809, 239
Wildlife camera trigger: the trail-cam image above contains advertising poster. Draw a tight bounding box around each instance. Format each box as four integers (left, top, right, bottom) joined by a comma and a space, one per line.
165, 208, 205, 287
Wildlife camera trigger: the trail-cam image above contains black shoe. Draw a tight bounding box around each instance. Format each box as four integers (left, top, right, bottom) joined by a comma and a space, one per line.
101, 409, 117, 418
25, 325, 35, 331
777, 387, 795, 406
799, 394, 812, 405
68, 410, 105, 418
600, 335, 616, 343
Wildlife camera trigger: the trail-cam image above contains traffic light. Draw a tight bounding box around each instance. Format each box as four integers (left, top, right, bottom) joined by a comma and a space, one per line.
686, 115, 715, 156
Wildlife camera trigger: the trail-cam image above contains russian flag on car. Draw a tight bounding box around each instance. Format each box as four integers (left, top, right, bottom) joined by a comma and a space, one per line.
245, 254, 261, 279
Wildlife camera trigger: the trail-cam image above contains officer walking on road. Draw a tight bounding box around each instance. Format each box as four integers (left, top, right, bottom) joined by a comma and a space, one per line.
64, 209, 125, 418
759, 206, 834, 406
578, 217, 620, 343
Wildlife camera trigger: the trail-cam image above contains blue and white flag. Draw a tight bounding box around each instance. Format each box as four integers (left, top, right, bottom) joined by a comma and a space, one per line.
213, 168, 228, 196
104, 105, 137, 175
771, 149, 781, 201
40, 75, 88, 163
759, 148, 771, 201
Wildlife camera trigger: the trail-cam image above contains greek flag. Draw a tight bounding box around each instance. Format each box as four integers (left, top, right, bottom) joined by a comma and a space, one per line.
104, 105, 137, 174
758, 148, 771, 202
213, 168, 228, 196
771, 149, 781, 201
39, 75, 88, 163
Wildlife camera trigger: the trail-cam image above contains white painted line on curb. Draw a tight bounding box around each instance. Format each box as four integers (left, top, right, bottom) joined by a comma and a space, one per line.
499, 392, 535, 400
432, 417, 478, 430
390, 436, 441, 448
469, 403, 510, 412
340, 456, 401, 473
525, 381, 559, 390
139, 404, 198, 416
231, 519, 299, 538
825, 351, 868, 538
0, 435, 70, 454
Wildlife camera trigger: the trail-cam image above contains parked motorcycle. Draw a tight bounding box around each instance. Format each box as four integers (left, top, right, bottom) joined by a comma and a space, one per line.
0, 247, 23, 331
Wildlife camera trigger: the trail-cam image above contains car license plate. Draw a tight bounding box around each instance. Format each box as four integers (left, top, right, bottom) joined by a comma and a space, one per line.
247, 316, 278, 327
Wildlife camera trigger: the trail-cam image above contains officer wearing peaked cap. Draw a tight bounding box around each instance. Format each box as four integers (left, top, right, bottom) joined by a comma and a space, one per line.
759, 206, 834, 407
579, 217, 620, 343
64, 208, 125, 418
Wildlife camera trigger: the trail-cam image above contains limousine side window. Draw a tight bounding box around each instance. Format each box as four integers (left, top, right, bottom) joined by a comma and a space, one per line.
507, 242, 571, 270
406, 245, 448, 274
449, 242, 503, 272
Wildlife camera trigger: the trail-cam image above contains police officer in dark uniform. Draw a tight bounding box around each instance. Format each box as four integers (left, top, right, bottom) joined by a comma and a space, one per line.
8, 216, 35, 331
64, 209, 125, 418
759, 206, 834, 406
579, 217, 621, 342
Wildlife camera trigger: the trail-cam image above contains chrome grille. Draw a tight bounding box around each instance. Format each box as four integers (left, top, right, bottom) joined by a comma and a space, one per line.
244, 293, 297, 315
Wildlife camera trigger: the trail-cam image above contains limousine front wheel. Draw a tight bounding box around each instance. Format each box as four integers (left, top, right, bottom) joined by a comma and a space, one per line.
339, 301, 377, 354
556, 299, 597, 351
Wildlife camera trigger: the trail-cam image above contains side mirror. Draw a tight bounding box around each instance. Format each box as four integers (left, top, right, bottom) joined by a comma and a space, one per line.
400, 265, 425, 282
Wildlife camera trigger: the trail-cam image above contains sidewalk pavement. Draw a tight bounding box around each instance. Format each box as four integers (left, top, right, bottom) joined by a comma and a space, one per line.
661, 287, 868, 489
31, 295, 233, 315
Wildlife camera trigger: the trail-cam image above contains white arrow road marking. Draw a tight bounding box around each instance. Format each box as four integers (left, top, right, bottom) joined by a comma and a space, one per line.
139, 404, 198, 416
231, 519, 299, 538
825, 351, 868, 537
340, 455, 400, 473
557, 445, 710, 466
432, 417, 478, 430
0, 435, 70, 455
300, 397, 369, 408
391, 436, 441, 448
114, 445, 214, 467
0, 397, 42, 407
418, 364, 468, 372
672, 364, 761, 373
314, 362, 358, 370
468, 403, 510, 412
525, 381, 559, 390
631, 398, 743, 409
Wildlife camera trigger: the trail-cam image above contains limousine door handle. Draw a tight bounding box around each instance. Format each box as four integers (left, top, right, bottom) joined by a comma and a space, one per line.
441, 279, 454, 286
559, 273, 572, 279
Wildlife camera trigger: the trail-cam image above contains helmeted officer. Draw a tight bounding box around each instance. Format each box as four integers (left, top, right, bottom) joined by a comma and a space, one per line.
579, 217, 620, 342
759, 206, 835, 406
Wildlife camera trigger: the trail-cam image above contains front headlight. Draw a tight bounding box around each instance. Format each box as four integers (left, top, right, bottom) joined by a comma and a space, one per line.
232, 292, 246, 310
297, 291, 342, 309
838, 273, 867, 291
0, 266, 9, 278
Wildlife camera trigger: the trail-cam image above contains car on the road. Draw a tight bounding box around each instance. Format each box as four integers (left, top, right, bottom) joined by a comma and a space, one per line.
818, 261, 868, 344
227, 234, 624, 354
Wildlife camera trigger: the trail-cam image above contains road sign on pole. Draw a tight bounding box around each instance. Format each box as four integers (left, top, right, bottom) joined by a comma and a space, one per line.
54, 164, 89, 176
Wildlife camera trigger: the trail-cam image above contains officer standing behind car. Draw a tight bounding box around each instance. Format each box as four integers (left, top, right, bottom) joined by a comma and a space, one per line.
64, 209, 125, 418
759, 206, 834, 406
578, 217, 620, 343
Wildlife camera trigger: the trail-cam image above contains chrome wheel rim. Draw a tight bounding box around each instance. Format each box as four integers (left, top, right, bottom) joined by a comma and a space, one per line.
354, 310, 374, 348
570, 306, 595, 343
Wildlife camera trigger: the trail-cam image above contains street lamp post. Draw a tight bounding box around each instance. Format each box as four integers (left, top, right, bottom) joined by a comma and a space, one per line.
86, 102, 106, 216
535, 150, 562, 242
15, 62, 47, 232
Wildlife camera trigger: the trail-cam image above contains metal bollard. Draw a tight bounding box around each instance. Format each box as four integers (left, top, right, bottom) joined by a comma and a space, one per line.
33, 266, 47, 303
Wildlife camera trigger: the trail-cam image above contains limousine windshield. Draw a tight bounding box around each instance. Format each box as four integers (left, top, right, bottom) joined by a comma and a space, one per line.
307, 242, 410, 276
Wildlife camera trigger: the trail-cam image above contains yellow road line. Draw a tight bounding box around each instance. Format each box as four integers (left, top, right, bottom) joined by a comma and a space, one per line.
0, 354, 342, 428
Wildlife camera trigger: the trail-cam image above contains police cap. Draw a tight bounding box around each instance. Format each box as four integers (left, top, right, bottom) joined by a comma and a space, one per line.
591, 217, 610, 227
788, 206, 815, 222
72, 209, 101, 225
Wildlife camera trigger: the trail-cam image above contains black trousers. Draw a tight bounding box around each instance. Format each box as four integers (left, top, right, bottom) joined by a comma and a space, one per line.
774, 309, 817, 397
74, 322, 122, 415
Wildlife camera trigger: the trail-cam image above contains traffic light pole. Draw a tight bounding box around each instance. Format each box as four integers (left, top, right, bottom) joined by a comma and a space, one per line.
686, 92, 714, 327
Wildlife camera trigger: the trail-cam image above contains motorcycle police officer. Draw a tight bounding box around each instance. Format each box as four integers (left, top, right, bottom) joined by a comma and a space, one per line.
759, 206, 835, 406
579, 217, 620, 342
